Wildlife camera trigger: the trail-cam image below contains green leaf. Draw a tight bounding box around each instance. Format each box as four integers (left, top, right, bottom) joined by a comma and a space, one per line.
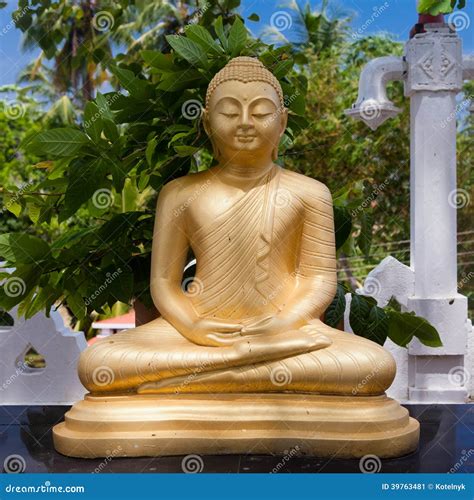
109, 267, 134, 304
349, 293, 371, 336
138, 171, 150, 191
109, 158, 127, 191
228, 17, 247, 56
97, 212, 143, 243
417, 0, 453, 13
366, 306, 388, 345
24, 128, 89, 158
214, 16, 228, 51
0, 311, 14, 326
184, 25, 224, 55
121, 178, 138, 212
141, 51, 178, 71
61, 158, 107, 220
386, 310, 415, 347
51, 228, 95, 250
166, 35, 209, 67
333, 206, 352, 250
386, 295, 402, 312
281, 82, 305, 115
3, 192, 22, 217
146, 137, 157, 166
96, 93, 114, 121
388, 310, 443, 348
324, 283, 346, 327
27, 202, 41, 224
0, 234, 50, 264
84, 102, 103, 142
174, 145, 200, 156
0, 265, 41, 310
25, 286, 61, 320
12, 8, 32, 30
109, 65, 152, 99
67, 290, 86, 320
248, 13, 260, 21
103, 118, 119, 142
272, 59, 294, 79
157, 70, 204, 91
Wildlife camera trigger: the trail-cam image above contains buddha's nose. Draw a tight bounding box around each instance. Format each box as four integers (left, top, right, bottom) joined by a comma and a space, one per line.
239, 108, 253, 129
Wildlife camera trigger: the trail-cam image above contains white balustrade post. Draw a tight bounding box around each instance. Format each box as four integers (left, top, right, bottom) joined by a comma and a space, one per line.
404, 24, 470, 402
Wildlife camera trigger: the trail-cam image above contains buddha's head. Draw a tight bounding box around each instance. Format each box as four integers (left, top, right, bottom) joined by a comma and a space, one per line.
203, 56, 288, 163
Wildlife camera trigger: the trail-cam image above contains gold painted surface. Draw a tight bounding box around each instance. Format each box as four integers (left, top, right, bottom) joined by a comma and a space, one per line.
54, 57, 419, 458
53, 393, 419, 458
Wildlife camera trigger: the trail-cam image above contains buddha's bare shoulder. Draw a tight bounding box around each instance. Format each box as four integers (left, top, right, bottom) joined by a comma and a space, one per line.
158, 170, 215, 206
280, 168, 333, 205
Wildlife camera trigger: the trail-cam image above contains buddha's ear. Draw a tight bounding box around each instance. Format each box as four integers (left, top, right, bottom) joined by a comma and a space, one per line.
202, 109, 220, 159
279, 107, 289, 137
202, 109, 211, 138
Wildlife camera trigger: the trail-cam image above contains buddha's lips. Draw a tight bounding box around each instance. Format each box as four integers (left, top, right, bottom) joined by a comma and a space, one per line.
236, 135, 256, 141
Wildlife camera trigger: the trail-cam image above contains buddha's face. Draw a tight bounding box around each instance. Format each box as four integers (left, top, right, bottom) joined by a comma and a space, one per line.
203, 80, 288, 163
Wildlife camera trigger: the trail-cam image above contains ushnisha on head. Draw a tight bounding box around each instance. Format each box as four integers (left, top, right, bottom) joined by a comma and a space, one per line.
203, 56, 288, 163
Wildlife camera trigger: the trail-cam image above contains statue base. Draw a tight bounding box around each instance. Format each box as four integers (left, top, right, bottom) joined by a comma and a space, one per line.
53, 393, 419, 459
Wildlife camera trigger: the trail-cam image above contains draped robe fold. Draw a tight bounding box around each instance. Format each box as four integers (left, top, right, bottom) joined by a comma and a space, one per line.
78, 168, 396, 395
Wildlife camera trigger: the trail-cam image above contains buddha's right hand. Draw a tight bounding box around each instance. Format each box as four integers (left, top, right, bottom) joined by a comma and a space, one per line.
182, 317, 243, 347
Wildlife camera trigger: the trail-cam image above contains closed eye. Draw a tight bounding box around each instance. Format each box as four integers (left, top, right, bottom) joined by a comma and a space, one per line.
253, 113, 272, 118
220, 112, 239, 118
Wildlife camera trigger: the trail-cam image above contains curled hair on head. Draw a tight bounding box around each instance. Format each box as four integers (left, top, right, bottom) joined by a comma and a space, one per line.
205, 56, 285, 109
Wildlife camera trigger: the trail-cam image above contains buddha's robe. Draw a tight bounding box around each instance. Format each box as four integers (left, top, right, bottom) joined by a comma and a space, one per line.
78, 167, 396, 395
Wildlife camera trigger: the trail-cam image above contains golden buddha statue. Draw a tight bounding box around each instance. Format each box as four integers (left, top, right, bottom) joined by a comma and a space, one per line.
53, 57, 419, 459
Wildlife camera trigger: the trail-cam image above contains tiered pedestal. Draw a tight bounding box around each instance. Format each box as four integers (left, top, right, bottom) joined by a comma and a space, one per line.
53, 393, 419, 458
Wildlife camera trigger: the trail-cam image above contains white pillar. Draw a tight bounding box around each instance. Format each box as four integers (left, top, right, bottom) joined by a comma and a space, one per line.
405, 24, 469, 402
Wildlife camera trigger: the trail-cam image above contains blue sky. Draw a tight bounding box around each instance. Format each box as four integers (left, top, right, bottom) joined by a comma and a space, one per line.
0, 0, 472, 87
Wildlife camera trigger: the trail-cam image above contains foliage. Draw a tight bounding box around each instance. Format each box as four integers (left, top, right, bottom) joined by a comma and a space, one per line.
325, 290, 442, 348
0, 101, 43, 234
417, 0, 467, 15
0, 2, 449, 349
286, 36, 410, 261
0, 14, 307, 323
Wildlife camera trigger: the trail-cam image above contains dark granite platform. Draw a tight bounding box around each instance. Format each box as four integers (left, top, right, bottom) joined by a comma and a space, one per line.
1, 404, 473, 473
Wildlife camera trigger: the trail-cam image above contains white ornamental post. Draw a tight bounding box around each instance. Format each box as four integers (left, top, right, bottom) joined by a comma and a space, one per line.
346, 22, 473, 403
404, 23, 469, 402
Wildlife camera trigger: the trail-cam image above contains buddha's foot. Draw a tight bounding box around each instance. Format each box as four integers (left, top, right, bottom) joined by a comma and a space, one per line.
78, 317, 332, 394
137, 331, 332, 394
137, 326, 396, 395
